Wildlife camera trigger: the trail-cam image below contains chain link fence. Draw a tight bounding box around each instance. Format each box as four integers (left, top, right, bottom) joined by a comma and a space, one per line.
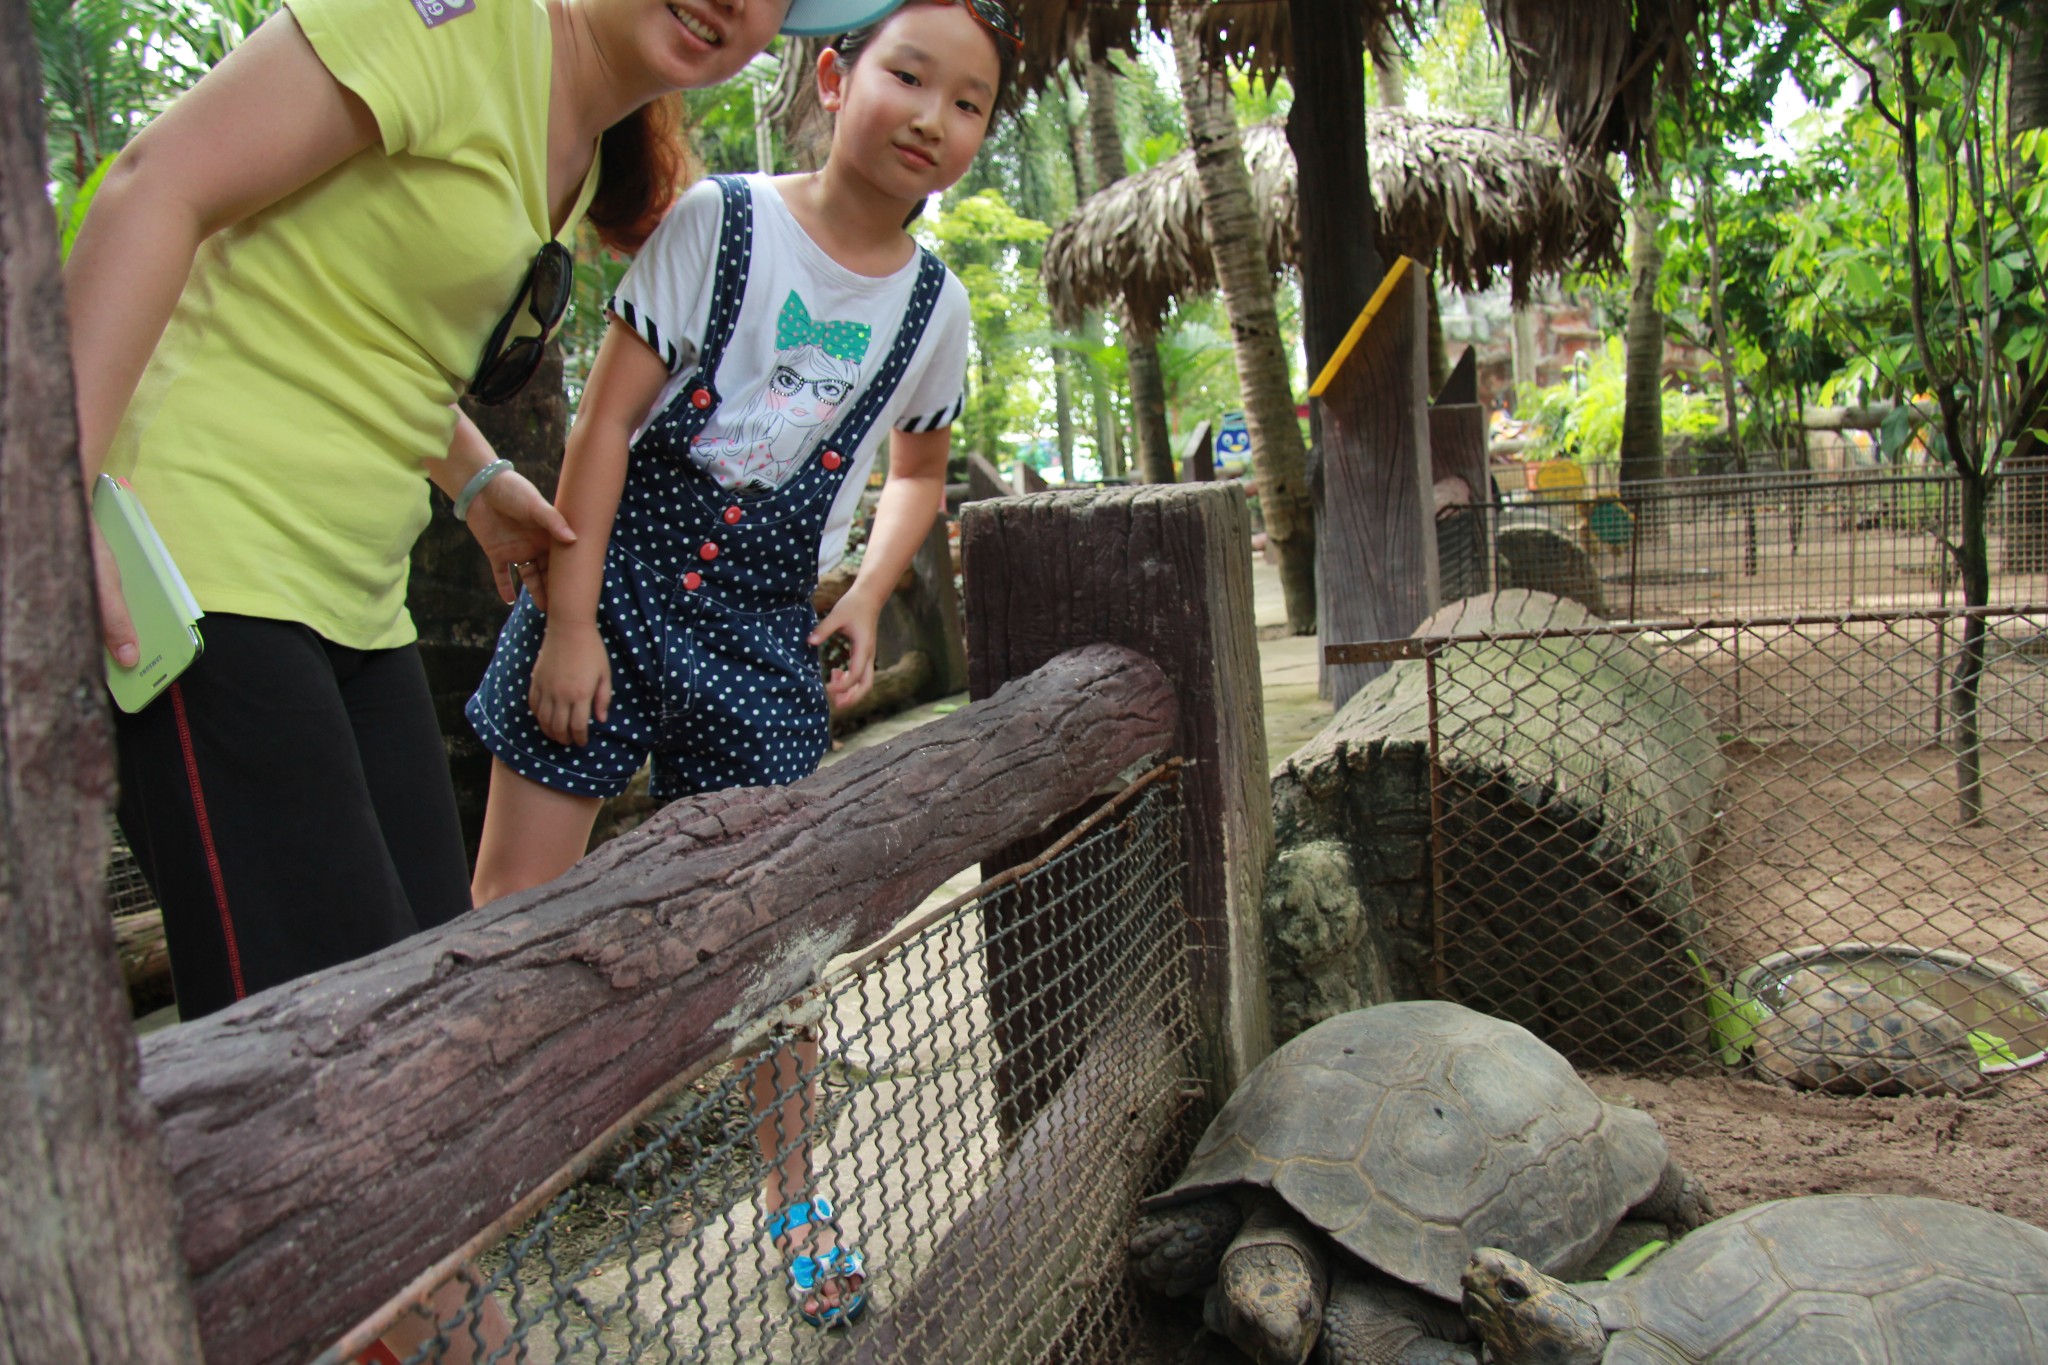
1473, 461, 2048, 623
368, 769, 1200, 1364
1342, 603, 2048, 1098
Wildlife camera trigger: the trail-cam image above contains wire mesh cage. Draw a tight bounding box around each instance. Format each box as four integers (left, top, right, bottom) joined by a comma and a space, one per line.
1480, 463, 2048, 624
373, 771, 1202, 1365
1378, 607, 2048, 1096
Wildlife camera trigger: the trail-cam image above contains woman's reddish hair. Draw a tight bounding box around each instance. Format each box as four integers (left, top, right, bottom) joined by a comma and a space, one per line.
585, 94, 694, 256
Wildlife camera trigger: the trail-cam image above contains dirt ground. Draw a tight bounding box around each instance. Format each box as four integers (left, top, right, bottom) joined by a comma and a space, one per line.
1594, 1070, 2048, 1230
1570, 514, 2048, 1242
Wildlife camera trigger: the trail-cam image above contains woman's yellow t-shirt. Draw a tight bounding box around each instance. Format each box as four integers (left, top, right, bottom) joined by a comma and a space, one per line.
105, 0, 595, 650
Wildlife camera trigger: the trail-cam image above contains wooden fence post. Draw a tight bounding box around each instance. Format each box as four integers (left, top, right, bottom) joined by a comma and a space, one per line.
0, 12, 204, 1358
1430, 347, 1493, 603
1317, 263, 1438, 706
962, 485, 1274, 1117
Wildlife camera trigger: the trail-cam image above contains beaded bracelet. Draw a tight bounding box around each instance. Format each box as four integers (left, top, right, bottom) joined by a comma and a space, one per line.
452, 458, 514, 523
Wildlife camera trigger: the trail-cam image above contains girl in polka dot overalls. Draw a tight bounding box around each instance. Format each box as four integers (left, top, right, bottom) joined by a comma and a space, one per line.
466, 0, 1020, 1330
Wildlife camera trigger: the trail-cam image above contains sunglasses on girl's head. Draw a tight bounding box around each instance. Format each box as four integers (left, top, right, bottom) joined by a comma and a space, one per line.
469, 240, 574, 405
936, 0, 1021, 52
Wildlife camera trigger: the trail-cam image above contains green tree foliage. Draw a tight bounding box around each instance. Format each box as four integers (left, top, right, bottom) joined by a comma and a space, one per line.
925, 189, 1051, 468
1524, 336, 1722, 462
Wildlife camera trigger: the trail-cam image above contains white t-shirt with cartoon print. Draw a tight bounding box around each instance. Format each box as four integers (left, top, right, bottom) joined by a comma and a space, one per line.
609, 174, 969, 576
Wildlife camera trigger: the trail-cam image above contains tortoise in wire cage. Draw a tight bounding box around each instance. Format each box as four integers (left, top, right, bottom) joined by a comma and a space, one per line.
1749, 966, 1986, 1098
1463, 1193, 2048, 1364
1126, 1001, 1708, 1365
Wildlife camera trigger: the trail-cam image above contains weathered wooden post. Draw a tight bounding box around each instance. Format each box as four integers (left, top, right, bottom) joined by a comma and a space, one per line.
1431, 348, 1493, 603
962, 485, 1274, 1120
1, 11, 204, 1357
1316, 258, 1439, 706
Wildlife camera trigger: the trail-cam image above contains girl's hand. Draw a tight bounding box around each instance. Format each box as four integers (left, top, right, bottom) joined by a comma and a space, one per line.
810, 592, 880, 711
467, 470, 576, 609
528, 620, 611, 747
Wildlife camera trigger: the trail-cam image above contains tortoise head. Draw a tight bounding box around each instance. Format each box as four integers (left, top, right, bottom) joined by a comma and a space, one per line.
1461, 1248, 1605, 1365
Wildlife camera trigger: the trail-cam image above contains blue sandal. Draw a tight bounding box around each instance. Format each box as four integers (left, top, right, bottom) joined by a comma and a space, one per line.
769, 1197, 868, 1329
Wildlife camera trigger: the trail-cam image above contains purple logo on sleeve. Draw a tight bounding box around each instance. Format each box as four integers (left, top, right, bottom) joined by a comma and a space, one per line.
411, 0, 473, 26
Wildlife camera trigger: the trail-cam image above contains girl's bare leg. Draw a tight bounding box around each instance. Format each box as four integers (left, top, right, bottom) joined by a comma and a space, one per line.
368, 1266, 513, 1363
749, 1032, 859, 1319
470, 760, 603, 906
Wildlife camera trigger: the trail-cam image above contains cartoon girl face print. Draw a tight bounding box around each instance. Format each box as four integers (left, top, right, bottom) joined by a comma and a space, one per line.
691, 291, 872, 491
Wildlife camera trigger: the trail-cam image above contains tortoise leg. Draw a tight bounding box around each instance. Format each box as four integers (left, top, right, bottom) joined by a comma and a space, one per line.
1317, 1271, 1478, 1365
1129, 1194, 1245, 1297
1212, 1196, 1330, 1365
1628, 1157, 1711, 1232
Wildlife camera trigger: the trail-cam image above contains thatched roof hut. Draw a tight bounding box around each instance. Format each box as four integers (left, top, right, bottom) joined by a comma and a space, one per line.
1011, 0, 1696, 166
1040, 110, 1622, 332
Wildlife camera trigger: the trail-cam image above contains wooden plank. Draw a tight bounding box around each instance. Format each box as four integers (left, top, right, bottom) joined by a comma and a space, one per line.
1434, 344, 1479, 407
1430, 352, 1492, 604
962, 486, 1274, 1118
905, 512, 968, 698
0, 9, 204, 1357
1179, 419, 1215, 482
139, 646, 1176, 1365
964, 451, 1013, 503
1317, 265, 1438, 706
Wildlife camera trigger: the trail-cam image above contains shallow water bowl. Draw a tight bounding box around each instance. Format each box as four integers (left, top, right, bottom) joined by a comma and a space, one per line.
1731, 942, 2048, 1082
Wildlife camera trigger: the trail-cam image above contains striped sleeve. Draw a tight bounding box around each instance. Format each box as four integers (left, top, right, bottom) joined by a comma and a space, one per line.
889, 272, 971, 434
605, 179, 721, 375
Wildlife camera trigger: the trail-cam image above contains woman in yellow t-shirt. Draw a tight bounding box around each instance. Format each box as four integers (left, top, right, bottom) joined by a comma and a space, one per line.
65, 4, 902, 1024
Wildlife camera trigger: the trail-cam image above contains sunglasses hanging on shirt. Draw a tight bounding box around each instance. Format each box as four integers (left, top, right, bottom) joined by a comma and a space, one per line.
469, 240, 574, 405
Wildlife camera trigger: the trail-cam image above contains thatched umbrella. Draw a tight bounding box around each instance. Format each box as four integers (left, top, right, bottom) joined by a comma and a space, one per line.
1008, 0, 1699, 168
1040, 110, 1622, 332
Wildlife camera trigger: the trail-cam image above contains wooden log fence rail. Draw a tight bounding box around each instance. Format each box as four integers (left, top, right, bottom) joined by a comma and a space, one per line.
141, 643, 1177, 1365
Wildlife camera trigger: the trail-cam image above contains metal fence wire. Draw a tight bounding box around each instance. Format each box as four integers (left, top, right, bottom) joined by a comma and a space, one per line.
1479, 461, 2048, 622
379, 769, 1200, 1365
1351, 606, 2048, 1097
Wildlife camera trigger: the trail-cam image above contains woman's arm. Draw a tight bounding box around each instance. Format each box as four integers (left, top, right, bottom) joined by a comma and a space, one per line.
524, 321, 671, 745
425, 410, 577, 610
65, 10, 381, 660
810, 427, 950, 710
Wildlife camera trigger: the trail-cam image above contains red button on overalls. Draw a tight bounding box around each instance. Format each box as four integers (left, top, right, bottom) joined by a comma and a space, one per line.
820, 450, 843, 471
690, 388, 713, 410
723, 506, 743, 525
699, 542, 719, 561
683, 572, 702, 591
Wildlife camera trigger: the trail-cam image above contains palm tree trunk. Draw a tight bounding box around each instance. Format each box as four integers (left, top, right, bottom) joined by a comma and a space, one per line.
1083, 48, 1173, 484
2, 13, 206, 1356
1619, 198, 1666, 525
2011, 0, 2048, 138
1698, 169, 1755, 574
1173, 6, 1317, 631
1063, 62, 1122, 479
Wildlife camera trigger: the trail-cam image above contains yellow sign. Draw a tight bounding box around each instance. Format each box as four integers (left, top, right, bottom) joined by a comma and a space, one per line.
1530, 459, 1586, 494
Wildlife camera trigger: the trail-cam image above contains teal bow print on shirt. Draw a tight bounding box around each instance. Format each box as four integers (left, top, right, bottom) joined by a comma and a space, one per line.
776, 292, 871, 363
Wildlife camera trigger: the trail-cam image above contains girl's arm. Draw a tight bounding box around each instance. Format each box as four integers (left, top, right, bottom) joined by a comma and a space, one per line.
65, 10, 381, 663
810, 427, 951, 711
525, 322, 671, 746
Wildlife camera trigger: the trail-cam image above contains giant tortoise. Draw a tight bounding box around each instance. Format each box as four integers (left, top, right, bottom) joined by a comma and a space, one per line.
1127, 1001, 1707, 1365
1751, 967, 1984, 1097
1463, 1193, 2048, 1363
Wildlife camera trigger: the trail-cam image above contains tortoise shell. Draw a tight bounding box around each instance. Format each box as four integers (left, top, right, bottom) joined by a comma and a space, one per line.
1580, 1194, 2048, 1362
1142, 1000, 1668, 1300
1752, 968, 1982, 1097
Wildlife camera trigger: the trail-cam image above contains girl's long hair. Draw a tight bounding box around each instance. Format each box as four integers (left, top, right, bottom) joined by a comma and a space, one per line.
586, 94, 694, 256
